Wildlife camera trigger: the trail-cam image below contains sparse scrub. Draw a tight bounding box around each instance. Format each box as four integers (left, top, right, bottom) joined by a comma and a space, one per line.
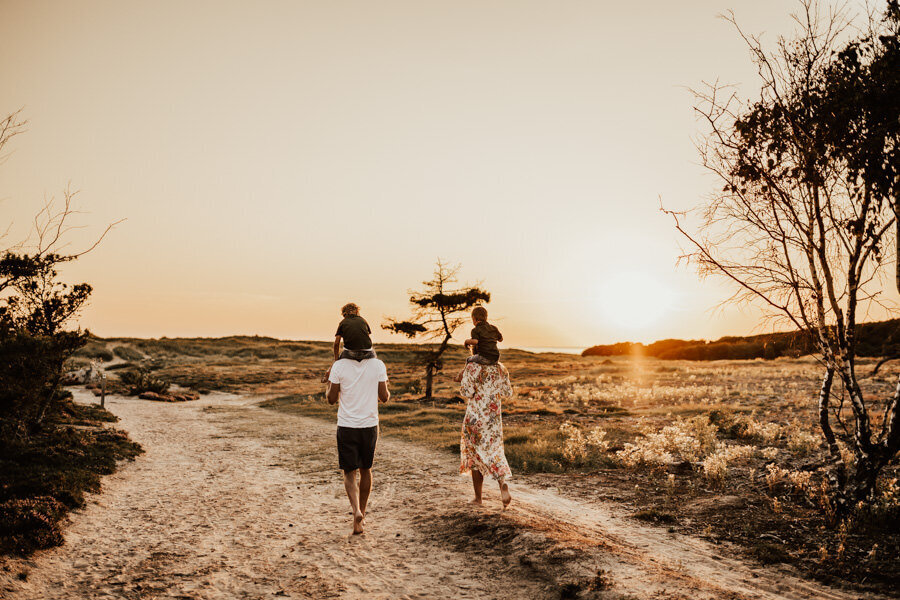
617, 415, 718, 467
701, 443, 755, 485
112, 345, 143, 361
787, 428, 821, 455
120, 335, 900, 592
74, 342, 114, 362
116, 368, 170, 395
559, 421, 609, 464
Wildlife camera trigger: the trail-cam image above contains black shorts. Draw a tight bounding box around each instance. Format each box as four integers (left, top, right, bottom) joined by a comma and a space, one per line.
336, 425, 378, 471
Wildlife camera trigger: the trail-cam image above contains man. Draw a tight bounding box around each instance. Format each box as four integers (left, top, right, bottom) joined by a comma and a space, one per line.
326, 352, 390, 534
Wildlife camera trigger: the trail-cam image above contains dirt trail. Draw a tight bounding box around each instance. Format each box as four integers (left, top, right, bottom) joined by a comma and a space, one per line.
0, 391, 884, 600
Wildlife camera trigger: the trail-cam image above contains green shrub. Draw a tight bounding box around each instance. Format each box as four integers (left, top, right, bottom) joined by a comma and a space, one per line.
116, 369, 170, 395
1, 330, 88, 437
0, 399, 142, 556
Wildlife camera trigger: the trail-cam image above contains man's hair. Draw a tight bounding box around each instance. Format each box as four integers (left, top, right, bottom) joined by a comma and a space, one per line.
472, 306, 488, 322
341, 302, 360, 317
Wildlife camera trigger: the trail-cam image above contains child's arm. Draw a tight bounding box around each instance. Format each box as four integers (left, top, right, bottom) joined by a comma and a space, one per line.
332, 335, 342, 361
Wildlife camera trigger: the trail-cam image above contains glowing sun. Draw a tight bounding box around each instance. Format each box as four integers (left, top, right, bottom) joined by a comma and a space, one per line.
596, 271, 677, 331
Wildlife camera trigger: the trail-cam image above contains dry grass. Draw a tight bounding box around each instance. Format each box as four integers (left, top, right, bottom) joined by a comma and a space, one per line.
95, 336, 900, 593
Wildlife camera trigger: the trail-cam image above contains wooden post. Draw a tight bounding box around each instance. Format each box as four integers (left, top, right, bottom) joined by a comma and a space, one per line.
100, 374, 106, 409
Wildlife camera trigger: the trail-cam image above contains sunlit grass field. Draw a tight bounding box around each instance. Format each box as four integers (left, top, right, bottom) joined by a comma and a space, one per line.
72, 336, 900, 592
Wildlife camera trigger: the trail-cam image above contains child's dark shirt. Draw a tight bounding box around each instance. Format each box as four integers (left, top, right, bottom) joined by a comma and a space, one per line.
471, 322, 502, 362
336, 315, 373, 351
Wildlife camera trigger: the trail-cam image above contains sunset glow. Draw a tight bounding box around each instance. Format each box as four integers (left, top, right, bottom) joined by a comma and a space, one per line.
0, 0, 884, 347
595, 272, 677, 332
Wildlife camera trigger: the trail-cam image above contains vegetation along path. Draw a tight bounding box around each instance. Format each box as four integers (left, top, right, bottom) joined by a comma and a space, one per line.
0, 390, 885, 600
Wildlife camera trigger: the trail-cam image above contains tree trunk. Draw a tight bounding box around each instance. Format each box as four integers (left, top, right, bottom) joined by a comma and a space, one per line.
834, 362, 888, 511
32, 367, 63, 428
817, 365, 849, 516
850, 455, 881, 503
424, 364, 434, 401
894, 210, 900, 292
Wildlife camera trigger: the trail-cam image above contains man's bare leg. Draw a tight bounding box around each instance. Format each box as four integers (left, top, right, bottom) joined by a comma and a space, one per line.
343, 469, 365, 534
358, 468, 372, 517
470, 470, 483, 505
500, 480, 512, 509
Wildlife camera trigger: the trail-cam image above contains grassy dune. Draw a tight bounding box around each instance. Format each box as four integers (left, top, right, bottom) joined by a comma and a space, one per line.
75, 336, 900, 593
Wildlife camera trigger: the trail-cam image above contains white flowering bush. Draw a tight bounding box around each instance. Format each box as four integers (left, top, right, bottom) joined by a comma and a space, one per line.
559, 421, 609, 463
531, 378, 734, 409
701, 443, 756, 484
760, 446, 779, 460
765, 463, 814, 494
787, 428, 820, 455
616, 415, 718, 467
743, 417, 783, 443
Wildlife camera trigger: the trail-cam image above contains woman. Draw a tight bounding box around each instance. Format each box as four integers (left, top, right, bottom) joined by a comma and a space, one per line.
458, 361, 513, 508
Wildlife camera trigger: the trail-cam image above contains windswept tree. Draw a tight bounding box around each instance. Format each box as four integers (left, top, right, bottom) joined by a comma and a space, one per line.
383, 261, 490, 400
0, 110, 119, 438
665, 1, 900, 513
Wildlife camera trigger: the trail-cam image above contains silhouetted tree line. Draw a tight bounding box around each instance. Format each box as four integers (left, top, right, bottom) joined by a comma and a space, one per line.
583, 318, 900, 361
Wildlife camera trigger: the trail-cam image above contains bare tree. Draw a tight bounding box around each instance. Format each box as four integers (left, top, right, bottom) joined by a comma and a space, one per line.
383, 260, 490, 400
664, 1, 900, 512
1, 110, 122, 437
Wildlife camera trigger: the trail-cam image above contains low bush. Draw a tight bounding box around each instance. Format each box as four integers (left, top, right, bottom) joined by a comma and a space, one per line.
74, 342, 113, 362
0, 399, 142, 555
112, 345, 143, 361
0, 497, 66, 555
116, 369, 170, 395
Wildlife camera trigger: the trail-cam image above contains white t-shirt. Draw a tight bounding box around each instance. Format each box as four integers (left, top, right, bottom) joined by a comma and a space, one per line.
328, 358, 388, 428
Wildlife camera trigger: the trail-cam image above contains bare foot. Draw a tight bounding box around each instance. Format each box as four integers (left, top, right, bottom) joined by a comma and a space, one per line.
500, 484, 512, 509
469, 497, 483, 505
352, 511, 365, 534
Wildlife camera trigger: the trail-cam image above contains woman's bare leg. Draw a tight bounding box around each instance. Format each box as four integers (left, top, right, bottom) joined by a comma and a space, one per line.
470, 470, 483, 504
500, 480, 512, 509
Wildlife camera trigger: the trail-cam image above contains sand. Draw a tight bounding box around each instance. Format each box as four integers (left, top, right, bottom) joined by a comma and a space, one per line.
0, 390, 885, 600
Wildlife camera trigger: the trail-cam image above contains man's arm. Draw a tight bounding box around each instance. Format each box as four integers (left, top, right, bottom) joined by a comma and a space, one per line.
377, 381, 390, 403
326, 382, 341, 405
333, 336, 342, 361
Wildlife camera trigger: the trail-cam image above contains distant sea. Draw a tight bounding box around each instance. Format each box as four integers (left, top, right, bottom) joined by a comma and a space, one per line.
515, 346, 585, 355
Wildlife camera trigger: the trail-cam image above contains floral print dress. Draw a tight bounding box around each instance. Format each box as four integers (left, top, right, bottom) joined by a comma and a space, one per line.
458, 362, 513, 482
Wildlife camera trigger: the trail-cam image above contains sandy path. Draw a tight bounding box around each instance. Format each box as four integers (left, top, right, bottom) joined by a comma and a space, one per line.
0, 391, 885, 600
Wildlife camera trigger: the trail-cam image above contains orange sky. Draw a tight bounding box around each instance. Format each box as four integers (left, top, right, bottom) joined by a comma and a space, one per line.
1, 0, 889, 347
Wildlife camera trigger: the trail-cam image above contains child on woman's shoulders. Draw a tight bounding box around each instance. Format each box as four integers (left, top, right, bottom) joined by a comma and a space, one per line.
455, 306, 502, 382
